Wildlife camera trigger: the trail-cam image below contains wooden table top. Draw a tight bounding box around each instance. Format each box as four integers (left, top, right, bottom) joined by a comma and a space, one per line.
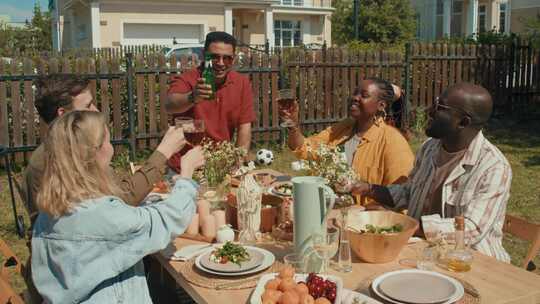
155, 237, 540, 304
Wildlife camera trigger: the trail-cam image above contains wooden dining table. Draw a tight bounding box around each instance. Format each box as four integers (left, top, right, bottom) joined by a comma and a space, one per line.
153, 236, 540, 304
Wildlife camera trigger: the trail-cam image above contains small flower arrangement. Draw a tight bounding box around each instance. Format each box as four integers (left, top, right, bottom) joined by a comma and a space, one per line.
196, 139, 247, 188
295, 143, 357, 207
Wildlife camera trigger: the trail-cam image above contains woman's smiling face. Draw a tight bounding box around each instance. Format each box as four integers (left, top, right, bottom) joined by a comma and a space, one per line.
349, 80, 384, 121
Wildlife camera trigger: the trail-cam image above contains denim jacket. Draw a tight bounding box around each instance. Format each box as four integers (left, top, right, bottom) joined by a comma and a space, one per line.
31, 178, 198, 304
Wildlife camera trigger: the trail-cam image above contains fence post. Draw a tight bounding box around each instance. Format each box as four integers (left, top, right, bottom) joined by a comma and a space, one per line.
507, 37, 516, 113
403, 42, 412, 129
277, 48, 286, 147
125, 53, 136, 161
265, 39, 270, 55
322, 40, 327, 61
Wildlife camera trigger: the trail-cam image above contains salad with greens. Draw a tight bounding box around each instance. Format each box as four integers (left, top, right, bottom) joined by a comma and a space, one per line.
361, 224, 404, 234
209, 241, 251, 266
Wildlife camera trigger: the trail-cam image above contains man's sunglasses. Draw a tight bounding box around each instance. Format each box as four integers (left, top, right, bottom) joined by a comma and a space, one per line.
433, 97, 473, 119
207, 53, 234, 64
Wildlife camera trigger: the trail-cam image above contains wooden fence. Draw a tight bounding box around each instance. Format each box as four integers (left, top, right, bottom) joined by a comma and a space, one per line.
1, 41, 539, 162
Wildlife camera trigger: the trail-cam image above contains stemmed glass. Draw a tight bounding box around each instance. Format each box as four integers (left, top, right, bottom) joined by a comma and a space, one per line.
277, 89, 297, 128
311, 225, 340, 274
175, 117, 208, 199
174, 117, 206, 146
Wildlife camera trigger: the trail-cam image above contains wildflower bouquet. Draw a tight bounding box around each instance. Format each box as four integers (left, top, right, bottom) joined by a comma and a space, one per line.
197, 139, 247, 188
296, 143, 356, 207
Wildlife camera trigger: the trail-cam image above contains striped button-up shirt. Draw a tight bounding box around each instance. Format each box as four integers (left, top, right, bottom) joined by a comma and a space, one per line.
389, 131, 512, 262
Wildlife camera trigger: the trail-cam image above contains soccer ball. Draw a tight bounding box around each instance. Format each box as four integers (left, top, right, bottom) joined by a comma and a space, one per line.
256, 149, 274, 166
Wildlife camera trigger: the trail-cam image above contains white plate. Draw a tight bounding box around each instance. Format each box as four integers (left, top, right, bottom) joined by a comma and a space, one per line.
195, 246, 275, 277
250, 273, 343, 304
268, 182, 293, 197
199, 248, 265, 273
372, 270, 464, 304
379, 271, 456, 303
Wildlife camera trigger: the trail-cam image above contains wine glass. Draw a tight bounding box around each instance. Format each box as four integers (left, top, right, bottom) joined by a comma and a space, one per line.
174, 117, 206, 146
311, 225, 339, 274
277, 89, 297, 128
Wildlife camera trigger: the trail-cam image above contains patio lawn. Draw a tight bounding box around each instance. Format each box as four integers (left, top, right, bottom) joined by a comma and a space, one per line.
1, 118, 539, 293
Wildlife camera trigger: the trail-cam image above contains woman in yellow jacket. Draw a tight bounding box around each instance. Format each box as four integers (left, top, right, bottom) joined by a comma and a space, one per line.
280, 78, 414, 206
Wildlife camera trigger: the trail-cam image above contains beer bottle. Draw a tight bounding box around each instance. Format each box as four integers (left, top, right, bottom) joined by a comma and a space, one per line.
202, 52, 216, 100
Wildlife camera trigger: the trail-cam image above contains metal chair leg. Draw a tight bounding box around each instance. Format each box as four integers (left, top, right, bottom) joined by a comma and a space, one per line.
1, 146, 25, 238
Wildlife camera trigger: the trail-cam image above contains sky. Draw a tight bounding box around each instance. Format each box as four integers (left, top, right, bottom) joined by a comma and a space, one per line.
0, 0, 49, 23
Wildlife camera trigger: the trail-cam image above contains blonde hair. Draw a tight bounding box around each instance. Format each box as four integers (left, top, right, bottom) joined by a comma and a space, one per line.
37, 111, 122, 217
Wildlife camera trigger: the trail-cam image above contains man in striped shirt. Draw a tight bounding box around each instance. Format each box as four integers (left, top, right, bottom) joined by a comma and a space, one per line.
352, 83, 512, 262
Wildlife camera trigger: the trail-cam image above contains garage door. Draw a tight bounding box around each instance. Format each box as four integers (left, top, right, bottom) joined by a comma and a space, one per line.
123, 23, 202, 45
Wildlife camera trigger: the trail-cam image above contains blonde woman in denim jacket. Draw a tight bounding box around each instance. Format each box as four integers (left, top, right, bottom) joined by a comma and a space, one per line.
31, 111, 204, 304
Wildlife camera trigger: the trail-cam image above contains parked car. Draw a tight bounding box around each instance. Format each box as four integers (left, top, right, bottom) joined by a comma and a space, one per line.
303, 43, 324, 50
161, 44, 204, 69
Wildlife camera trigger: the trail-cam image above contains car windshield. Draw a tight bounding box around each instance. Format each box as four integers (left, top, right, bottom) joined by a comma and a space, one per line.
193, 47, 204, 59
161, 47, 171, 54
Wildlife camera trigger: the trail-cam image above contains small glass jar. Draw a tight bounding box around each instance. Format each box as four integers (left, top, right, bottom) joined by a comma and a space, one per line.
417, 245, 438, 271
283, 253, 306, 273
446, 216, 473, 272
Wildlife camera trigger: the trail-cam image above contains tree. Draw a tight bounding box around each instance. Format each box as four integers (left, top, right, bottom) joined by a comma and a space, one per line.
0, 2, 51, 56
332, 0, 417, 45
523, 13, 540, 36
522, 13, 540, 47
30, 2, 52, 52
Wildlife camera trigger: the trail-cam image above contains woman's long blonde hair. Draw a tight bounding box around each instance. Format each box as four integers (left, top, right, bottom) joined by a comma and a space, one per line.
37, 111, 122, 217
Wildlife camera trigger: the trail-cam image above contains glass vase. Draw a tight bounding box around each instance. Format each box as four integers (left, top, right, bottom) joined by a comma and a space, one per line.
337, 208, 352, 272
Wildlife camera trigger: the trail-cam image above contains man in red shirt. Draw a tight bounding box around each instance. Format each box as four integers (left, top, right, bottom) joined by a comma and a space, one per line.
166, 31, 256, 171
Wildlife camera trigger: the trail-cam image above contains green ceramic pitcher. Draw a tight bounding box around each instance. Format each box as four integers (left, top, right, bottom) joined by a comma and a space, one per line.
291, 176, 336, 259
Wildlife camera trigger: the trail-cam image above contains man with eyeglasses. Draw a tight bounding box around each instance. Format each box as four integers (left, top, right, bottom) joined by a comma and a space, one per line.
166, 31, 255, 171
349, 83, 512, 262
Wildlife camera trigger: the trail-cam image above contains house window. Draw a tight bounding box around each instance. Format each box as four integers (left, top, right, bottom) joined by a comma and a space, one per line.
478, 5, 487, 33
281, 0, 304, 6
274, 20, 302, 47
499, 3, 507, 33
436, 0, 444, 39
451, 0, 463, 37
77, 24, 88, 41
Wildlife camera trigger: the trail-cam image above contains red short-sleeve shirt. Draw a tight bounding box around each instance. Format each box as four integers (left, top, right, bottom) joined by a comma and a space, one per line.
167, 68, 256, 171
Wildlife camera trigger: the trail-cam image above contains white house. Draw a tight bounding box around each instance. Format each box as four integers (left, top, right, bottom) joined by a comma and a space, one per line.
50, 0, 334, 51
412, 0, 540, 41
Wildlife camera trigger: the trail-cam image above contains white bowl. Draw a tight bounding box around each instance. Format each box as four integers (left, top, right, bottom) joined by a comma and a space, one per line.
250, 273, 343, 304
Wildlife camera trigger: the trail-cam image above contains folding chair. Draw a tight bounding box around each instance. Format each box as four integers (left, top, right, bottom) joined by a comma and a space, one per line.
0, 238, 26, 304
503, 214, 540, 271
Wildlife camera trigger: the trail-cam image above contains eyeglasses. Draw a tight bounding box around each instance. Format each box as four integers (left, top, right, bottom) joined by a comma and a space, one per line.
433, 97, 473, 118
207, 53, 234, 64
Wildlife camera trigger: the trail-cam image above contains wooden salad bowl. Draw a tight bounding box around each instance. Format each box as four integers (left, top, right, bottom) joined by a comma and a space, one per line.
346, 210, 419, 263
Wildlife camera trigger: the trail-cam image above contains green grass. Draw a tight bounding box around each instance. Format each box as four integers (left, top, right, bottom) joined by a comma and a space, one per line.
1, 119, 539, 294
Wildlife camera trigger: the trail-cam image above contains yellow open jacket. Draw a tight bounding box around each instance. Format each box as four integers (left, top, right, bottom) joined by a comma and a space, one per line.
293, 118, 414, 205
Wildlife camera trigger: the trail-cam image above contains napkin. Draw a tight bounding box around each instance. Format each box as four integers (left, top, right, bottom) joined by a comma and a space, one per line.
341, 289, 382, 304
161, 244, 214, 261
421, 214, 455, 241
